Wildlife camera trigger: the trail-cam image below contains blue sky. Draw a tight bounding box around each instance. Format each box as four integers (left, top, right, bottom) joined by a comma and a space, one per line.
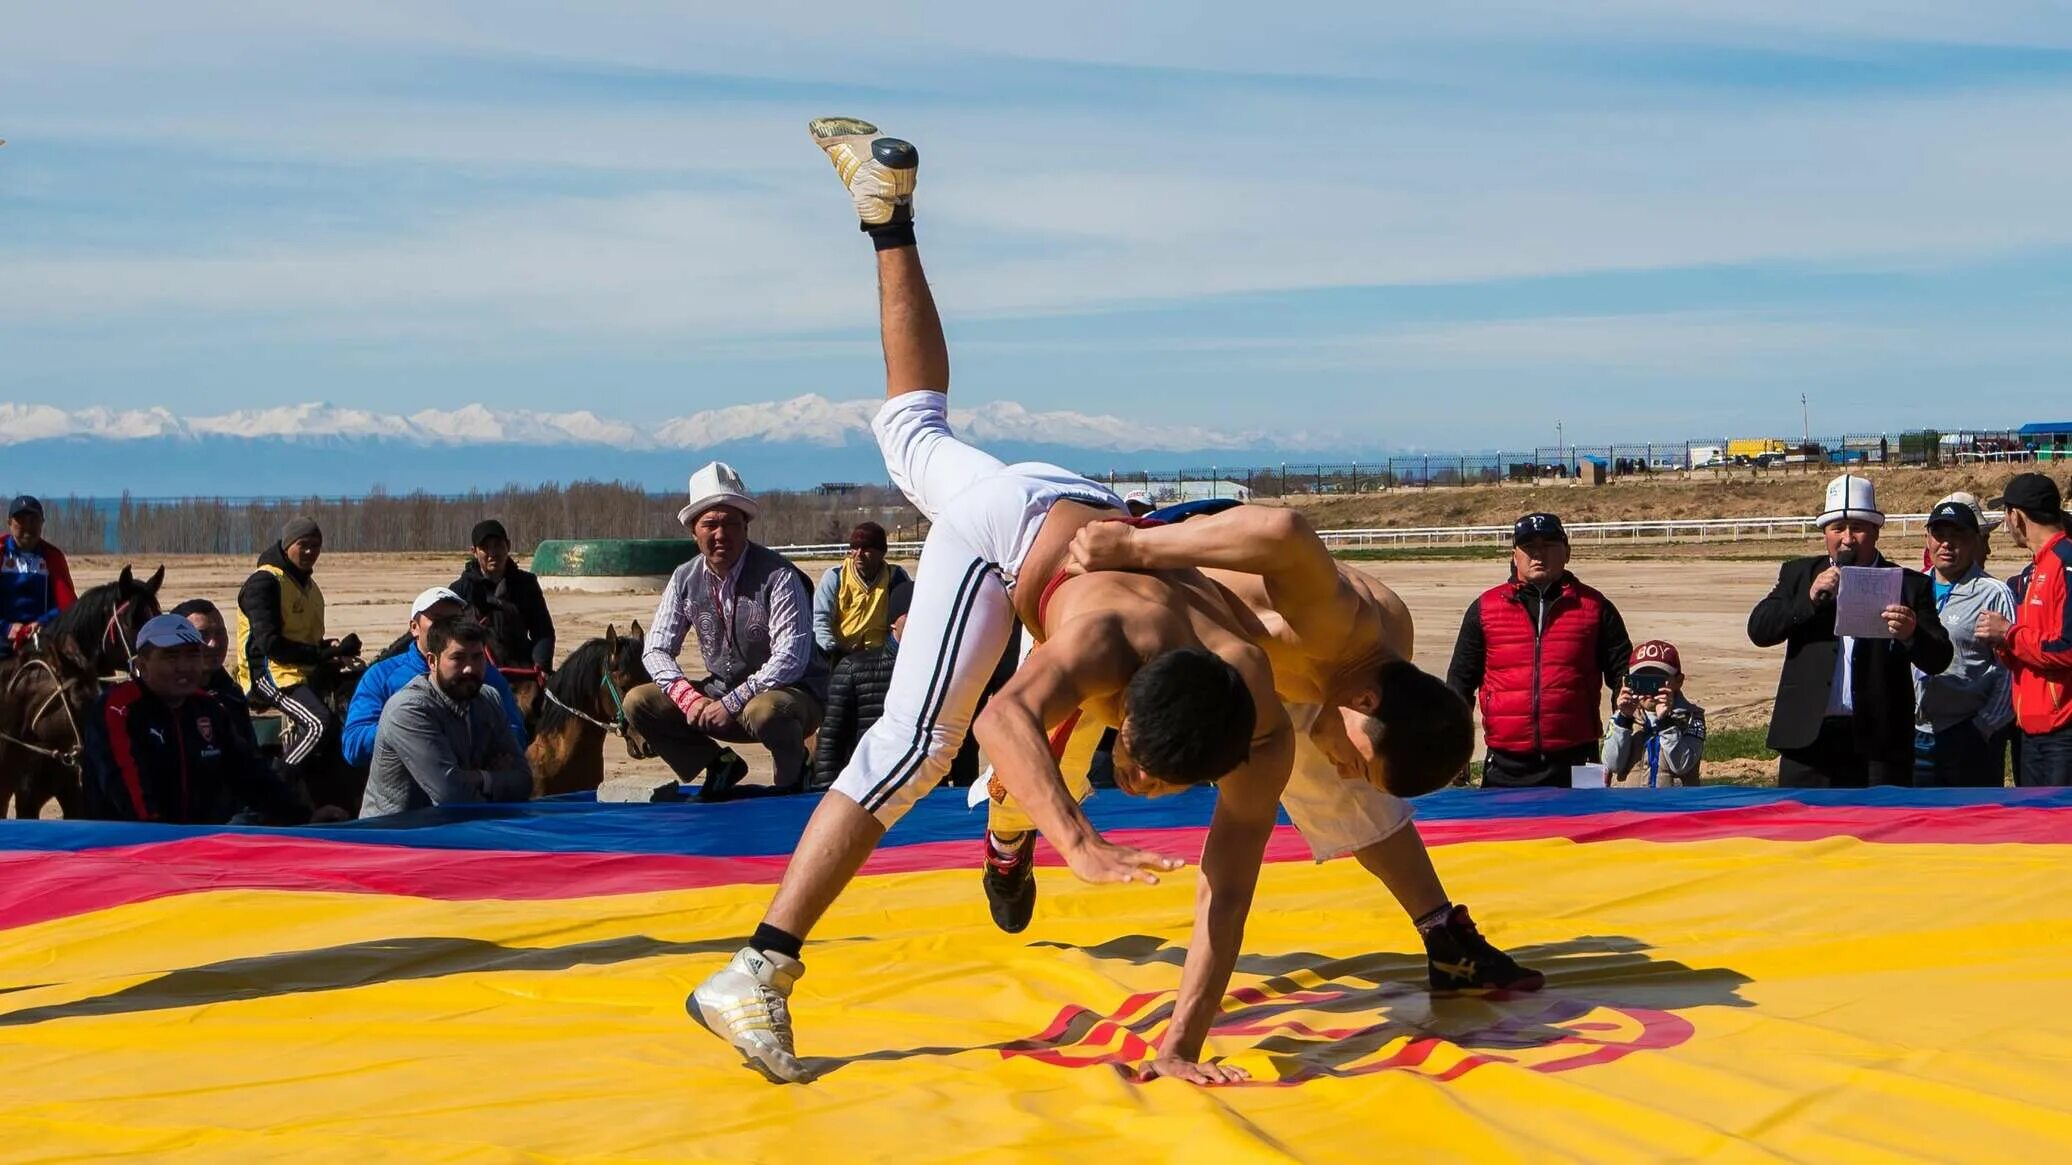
5, 2, 2072, 450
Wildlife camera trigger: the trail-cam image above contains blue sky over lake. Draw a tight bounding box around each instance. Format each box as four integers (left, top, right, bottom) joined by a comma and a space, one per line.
5, 2, 2071, 449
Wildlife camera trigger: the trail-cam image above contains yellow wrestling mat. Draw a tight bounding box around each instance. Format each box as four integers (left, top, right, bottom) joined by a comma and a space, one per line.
3, 788, 2070, 1162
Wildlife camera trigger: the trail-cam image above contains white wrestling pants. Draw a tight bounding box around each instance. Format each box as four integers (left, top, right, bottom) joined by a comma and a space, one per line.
831, 392, 1120, 826
1279, 704, 1417, 859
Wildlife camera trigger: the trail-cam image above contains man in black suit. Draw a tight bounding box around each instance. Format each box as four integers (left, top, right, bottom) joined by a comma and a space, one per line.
1748, 474, 1953, 786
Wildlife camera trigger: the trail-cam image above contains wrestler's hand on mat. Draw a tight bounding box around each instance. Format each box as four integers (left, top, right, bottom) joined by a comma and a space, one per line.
1061, 836, 1185, 885
1064, 522, 1142, 575
1134, 1056, 1250, 1085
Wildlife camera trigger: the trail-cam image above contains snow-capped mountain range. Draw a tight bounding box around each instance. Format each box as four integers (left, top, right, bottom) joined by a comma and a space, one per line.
0, 396, 1360, 496
0, 396, 1257, 454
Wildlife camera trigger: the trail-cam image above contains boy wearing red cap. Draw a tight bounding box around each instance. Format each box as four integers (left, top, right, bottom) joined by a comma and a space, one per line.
1603, 640, 1708, 787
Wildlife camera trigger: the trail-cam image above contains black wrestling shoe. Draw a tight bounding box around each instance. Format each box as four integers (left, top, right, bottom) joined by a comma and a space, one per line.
809, 117, 918, 227
698, 750, 751, 803
982, 831, 1038, 934
1424, 905, 1545, 992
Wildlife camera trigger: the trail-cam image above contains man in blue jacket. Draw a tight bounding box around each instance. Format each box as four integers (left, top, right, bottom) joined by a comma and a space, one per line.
340, 586, 527, 769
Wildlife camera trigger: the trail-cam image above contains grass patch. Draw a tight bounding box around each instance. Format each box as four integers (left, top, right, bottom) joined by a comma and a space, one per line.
1702, 725, 1776, 763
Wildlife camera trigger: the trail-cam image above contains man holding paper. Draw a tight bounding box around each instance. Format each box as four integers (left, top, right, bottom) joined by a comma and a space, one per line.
1749, 474, 1953, 787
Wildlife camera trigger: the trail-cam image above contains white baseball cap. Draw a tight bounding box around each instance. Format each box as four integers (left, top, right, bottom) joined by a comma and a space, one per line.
1123, 489, 1153, 506
136, 613, 205, 650
677, 461, 760, 527
411, 586, 466, 618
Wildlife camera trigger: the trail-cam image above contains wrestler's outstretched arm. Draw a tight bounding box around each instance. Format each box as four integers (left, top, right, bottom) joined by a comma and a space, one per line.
971, 618, 1188, 885
1144, 650, 1294, 1086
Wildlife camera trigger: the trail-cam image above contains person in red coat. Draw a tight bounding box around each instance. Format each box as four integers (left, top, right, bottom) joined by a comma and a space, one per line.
1447, 513, 1632, 788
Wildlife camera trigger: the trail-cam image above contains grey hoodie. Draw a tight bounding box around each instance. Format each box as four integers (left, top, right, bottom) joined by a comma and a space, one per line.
363, 673, 532, 817
1914, 565, 2017, 735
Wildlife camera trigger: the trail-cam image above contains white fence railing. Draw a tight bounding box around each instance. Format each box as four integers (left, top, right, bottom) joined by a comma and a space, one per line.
771, 511, 1977, 558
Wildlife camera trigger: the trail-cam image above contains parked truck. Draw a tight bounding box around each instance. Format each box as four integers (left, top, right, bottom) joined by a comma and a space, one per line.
1727, 437, 1789, 466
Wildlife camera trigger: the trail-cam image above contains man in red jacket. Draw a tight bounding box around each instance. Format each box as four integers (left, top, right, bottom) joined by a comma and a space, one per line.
1447, 513, 1632, 788
1975, 473, 2072, 786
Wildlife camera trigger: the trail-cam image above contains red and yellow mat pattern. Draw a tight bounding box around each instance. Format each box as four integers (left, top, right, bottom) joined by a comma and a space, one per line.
4, 787, 2071, 1163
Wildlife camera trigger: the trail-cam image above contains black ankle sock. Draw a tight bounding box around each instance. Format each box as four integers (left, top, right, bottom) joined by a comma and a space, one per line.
1413, 902, 1455, 935
865, 220, 916, 250
750, 923, 804, 961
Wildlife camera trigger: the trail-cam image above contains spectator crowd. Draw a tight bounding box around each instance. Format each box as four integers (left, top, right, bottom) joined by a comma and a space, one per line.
10, 463, 2072, 833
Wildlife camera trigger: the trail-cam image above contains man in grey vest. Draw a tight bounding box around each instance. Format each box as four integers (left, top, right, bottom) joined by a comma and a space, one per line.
628, 461, 830, 798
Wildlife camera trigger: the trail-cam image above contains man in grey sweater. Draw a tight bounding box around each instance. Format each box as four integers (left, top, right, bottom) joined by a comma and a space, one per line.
1914, 498, 2016, 785
362, 619, 532, 817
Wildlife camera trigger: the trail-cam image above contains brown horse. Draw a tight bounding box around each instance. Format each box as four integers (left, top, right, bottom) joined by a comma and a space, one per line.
527, 622, 647, 798
41, 565, 164, 678
0, 642, 99, 818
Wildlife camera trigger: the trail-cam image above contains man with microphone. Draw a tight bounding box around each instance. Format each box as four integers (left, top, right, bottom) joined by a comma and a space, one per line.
1748, 474, 1953, 786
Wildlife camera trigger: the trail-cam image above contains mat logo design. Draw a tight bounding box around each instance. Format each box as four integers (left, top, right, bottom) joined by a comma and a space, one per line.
1003, 976, 1693, 1085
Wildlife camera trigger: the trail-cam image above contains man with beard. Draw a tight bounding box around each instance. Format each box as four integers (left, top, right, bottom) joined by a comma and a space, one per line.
361, 619, 532, 816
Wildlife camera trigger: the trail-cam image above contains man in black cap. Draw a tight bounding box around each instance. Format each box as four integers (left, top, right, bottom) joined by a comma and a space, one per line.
1447, 512, 1632, 787
1, 495, 75, 660
452, 519, 556, 672
1974, 473, 2072, 784
235, 516, 356, 794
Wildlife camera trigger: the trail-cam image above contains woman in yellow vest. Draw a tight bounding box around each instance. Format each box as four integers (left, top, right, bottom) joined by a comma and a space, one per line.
235, 517, 342, 786
810, 522, 913, 662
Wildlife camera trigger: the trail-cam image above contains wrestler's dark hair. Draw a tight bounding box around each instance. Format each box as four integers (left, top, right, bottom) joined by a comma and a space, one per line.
1122, 647, 1255, 785
424, 617, 489, 658
1360, 659, 1473, 797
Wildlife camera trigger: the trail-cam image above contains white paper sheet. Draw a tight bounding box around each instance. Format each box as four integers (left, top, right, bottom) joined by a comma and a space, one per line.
1835, 565, 1902, 639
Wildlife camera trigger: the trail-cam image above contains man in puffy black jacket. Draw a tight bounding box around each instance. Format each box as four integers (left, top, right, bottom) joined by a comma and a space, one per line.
452, 520, 557, 672
812, 629, 900, 791
83, 614, 308, 825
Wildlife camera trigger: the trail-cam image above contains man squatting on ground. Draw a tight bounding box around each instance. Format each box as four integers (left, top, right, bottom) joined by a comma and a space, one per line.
1033, 504, 1537, 994
689, 119, 1468, 1087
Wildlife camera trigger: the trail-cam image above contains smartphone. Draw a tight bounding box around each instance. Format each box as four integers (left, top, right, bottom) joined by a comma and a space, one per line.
1626, 670, 1667, 696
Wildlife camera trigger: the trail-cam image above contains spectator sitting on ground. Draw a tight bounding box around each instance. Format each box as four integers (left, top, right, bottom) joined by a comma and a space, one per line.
452, 519, 557, 672
1, 495, 75, 661
82, 615, 307, 825
1446, 512, 1632, 788
1603, 640, 1707, 787
342, 586, 528, 770
1748, 474, 1951, 787
812, 521, 912, 660
1973, 473, 2072, 786
172, 598, 256, 752
629, 462, 830, 797
362, 619, 532, 817
1123, 490, 1156, 518
1914, 499, 2015, 786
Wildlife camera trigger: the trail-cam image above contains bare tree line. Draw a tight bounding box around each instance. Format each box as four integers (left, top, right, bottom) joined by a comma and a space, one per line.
38, 483, 921, 555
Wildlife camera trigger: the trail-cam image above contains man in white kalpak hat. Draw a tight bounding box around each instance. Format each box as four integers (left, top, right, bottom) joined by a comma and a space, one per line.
627, 461, 829, 797
1748, 473, 1952, 786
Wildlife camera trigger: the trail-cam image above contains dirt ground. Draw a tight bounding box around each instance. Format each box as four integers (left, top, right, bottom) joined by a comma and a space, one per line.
1281, 464, 2036, 529
65, 531, 2012, 803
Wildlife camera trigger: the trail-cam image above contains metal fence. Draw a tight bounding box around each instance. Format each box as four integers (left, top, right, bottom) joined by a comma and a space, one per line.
770, 510, 1967, 558
1087, 430, 2038, 499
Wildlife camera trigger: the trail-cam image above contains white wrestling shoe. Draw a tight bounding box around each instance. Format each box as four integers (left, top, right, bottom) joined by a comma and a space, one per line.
808, 117, 918, 226
688, 946, 811, 1084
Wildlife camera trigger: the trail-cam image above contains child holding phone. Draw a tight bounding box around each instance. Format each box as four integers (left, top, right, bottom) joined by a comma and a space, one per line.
1604, 640, 1708, 787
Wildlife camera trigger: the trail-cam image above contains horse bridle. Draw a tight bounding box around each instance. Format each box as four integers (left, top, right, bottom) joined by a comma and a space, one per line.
0, 658, 85, 769
102, 598, 149, 680
541, 668, 632, 736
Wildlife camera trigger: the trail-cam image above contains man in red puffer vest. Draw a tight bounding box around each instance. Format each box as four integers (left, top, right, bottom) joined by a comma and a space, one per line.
1447, 512, 1633, 788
